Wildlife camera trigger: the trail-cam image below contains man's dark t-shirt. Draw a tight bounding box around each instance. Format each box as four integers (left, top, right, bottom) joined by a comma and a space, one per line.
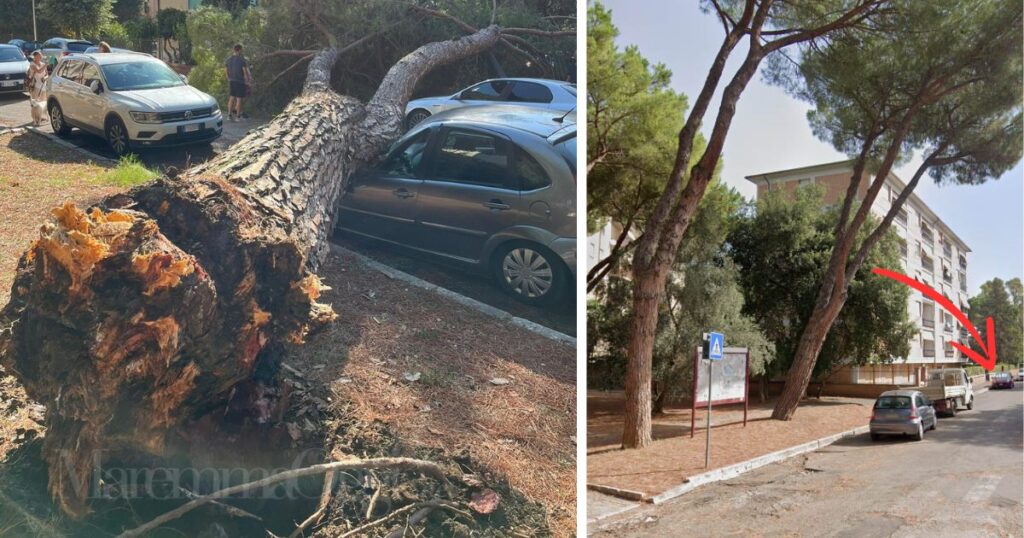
225, 55, 247, 82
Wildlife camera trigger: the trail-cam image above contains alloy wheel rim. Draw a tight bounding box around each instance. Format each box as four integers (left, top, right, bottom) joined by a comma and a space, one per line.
51, 107, 61, 130
410, 111, 428, 126
502, 248, 553, 298
109, 124, 126, 154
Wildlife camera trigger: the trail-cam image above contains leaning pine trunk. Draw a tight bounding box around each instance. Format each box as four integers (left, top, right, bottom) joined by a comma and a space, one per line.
0, 27, 501, 517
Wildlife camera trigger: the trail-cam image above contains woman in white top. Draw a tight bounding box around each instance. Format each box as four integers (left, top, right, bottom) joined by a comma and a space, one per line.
26, 51, 48, 126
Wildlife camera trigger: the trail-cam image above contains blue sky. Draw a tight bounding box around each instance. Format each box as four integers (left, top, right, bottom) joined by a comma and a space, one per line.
600, 0, 1024, 296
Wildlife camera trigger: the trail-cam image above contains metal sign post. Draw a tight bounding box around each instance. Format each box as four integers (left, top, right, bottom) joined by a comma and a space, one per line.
705, 358, 713, 468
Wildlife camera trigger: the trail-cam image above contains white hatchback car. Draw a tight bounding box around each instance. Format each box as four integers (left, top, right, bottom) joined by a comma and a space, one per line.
46, 53, 222, 155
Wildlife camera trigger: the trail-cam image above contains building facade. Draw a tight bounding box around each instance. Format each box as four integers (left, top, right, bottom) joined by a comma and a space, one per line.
746, 160, 970, 385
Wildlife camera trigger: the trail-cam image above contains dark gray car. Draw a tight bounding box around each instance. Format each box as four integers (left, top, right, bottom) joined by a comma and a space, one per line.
338, 105, 576, 305
870, 390, 938, 441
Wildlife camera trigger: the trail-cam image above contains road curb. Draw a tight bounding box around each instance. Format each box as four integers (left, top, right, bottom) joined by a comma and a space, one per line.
648, 424, 870, 504
332, 245, 576, 347
25, 126, 117, 165
586, 422, 872, 529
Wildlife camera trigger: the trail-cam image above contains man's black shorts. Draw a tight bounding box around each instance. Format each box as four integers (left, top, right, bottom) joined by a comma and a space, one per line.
229, 81, 247, 98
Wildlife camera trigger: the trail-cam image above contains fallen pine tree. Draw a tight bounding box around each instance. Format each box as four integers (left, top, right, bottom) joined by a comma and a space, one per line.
0, 6, 569, 518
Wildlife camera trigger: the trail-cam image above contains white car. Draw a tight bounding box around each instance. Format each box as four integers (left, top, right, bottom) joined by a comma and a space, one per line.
0, 44, 29, 94
45, 52, 222, 155
404, 77, 576, 129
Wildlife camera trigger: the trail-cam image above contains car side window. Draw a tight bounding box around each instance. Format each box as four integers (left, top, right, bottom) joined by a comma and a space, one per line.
461, 80, 509, 101
81, 63, 101, 87
515, 147, 551, 191
508, 81, 553, 104
61, 60, 85, 85
430, 129, 512, 189
42, 40, 56, 49
381, 129, 431, 177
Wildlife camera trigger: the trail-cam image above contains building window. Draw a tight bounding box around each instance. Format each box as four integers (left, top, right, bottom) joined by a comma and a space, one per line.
922, 338, 936, 358
921, 302, 935, 329
920, 249, 934, 273
920, 221, 934, 244
896, 208, 908, 225
959, 254, 967, 269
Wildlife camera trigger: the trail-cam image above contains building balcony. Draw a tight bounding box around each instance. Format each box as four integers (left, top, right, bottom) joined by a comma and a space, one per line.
923, 347, 936, 358
922, 318, 935, 329
944, 348, 955, 358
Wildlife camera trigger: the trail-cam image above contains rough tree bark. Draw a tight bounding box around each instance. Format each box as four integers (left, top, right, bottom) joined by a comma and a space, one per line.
0, 26, 502, 518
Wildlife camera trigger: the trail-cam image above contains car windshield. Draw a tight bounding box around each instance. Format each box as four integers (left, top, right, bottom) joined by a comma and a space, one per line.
101, 61, 183, 91
994, 373, 1011, 380
0, 48, 24, 62
875, 396, 912, 409
67, 42, 92, 53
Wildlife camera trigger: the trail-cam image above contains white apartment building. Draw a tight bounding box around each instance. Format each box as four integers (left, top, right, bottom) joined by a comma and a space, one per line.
747, 160, 971, 385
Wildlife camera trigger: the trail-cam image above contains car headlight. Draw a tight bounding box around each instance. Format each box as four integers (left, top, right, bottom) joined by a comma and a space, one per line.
129, 111, 161, 124
211, 102, 220, 114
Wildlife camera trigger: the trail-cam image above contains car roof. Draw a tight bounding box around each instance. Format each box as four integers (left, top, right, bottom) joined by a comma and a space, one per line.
480, 77, 575, 86
66, 52, 160, 65
0, 44, 19, 50
878, 390, 921, 398
420, 105, 577, 139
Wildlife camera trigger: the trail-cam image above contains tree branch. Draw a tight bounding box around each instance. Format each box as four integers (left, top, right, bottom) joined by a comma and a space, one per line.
116, 457, 451, 538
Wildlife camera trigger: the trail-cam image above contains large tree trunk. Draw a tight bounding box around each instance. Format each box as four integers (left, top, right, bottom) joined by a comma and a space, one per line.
0, 26, 501, 518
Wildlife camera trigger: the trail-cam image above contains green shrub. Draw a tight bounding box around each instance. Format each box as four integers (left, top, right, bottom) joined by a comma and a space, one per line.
185, 6, 264, 108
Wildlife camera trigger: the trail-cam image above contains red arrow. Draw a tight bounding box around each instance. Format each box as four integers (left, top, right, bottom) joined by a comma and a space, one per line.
872, 267, 996, 371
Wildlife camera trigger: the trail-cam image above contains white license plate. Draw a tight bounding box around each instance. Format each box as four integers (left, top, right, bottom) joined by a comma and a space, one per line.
0, 81, 18, 87
184, 123, 201, 132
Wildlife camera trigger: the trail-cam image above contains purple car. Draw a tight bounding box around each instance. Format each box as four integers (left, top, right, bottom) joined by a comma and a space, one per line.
991, 372, 1015, 389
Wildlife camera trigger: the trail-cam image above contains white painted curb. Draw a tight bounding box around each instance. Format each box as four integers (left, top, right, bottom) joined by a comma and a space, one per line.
333, 245, 576, 347
648, 425, 870, 504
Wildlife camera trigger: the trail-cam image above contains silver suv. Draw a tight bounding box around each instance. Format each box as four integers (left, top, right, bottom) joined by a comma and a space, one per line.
338, 105, 576, 305
46, 53, 222, 155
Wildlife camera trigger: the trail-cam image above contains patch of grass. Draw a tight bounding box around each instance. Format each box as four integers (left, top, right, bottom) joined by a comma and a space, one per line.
95, 155, 158, 187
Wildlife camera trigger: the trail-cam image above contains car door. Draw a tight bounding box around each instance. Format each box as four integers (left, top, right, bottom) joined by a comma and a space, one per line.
412, 126, 521, 263
77, 61, 106, 131
337, 127, 432, 243
53, 60, 87, 123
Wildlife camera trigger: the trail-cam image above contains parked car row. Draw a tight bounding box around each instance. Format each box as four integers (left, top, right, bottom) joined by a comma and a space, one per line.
870, 366, 1018, 442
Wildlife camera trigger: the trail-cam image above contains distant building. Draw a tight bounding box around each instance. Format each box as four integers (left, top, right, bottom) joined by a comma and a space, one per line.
746, 160, 971, 387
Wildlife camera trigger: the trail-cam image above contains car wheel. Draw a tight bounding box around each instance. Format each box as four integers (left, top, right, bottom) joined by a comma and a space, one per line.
105, 117, 131, 157
929, 417, 937, 431
966, 397, 973, 410
406, 109, 431, 129
49, 101, 70, 136
947, 400, 957, 417
492, 242, 566, 306
870, 433, 880, 441
914, 423, 924, 441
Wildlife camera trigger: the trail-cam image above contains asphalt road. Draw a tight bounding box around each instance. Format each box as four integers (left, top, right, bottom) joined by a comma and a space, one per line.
595, 385, 1023, 537
0, 92, 252, 170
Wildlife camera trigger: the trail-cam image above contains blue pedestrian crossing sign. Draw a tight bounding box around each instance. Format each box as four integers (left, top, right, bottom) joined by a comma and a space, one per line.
707, 332, 725, 361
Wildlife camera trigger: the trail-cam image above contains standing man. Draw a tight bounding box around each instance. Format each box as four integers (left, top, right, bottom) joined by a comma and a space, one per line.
224, 44, 251, 121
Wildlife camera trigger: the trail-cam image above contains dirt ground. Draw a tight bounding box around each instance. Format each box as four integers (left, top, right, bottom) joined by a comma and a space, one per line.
587, 391, 874, 497
289, 247, 577, 536
0, 131, 120, 305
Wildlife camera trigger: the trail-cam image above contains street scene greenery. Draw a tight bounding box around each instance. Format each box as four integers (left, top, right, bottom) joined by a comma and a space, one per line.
590, 0, 1023, 448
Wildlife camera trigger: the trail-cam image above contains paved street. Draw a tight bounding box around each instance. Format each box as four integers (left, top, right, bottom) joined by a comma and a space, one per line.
595, 385, 1023, 537
0, 92, 257, 170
